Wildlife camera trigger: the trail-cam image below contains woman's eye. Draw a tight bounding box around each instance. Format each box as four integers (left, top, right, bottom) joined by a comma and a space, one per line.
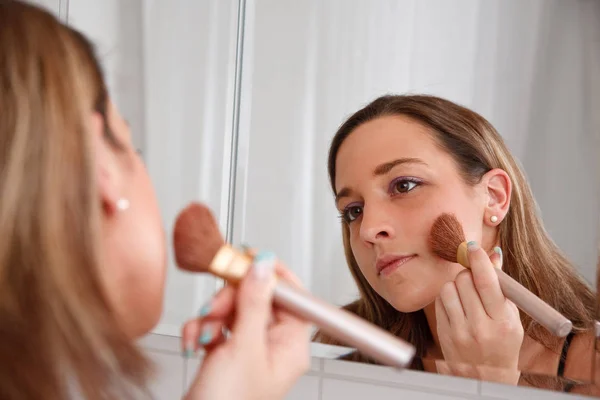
391, 178, 419, 194
342, 205, 363, 223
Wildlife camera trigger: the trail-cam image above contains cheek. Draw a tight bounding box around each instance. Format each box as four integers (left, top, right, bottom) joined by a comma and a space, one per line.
427, 188, 485, 243
121, 168, 167, 336
447, 199, 485, 243
136, 170, 167, 284
347, 235, 379, 290
349, 230, 372, 264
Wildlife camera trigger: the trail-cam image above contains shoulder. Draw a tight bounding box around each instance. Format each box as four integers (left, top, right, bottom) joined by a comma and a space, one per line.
562, 331, 596, 382
519, 331, 595, 380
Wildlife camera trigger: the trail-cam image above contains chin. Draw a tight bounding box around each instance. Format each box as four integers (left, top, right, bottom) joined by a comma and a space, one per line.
142, 296, 164, 335
390, 303, 425, 313
123, 290, 164, 339
128, 309, 162, 339
386, 292, 436, 313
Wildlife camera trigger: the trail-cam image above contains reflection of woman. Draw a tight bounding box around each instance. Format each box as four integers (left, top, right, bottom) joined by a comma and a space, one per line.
0, 2, 309, 399
314, 94, 597, 392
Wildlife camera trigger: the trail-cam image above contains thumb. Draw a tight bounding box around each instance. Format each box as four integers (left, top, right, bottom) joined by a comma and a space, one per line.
231, 251, 278, 346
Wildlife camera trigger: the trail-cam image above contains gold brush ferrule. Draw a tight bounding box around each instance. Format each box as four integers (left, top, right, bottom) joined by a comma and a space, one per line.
209, 244, 253, 283
456, 241, 470, 268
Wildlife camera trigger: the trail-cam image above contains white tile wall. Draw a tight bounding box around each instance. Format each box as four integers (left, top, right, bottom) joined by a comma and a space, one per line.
141, 334, 594, 400
479, 381, 590, 400
322, 358, 479, 395
286, 376, 321, 400
147, 350, 184, 400
322, 379, 470, 400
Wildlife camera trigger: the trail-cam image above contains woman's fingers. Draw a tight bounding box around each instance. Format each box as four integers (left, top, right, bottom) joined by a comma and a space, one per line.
183, 248, 310, 360
466, 241, 505, 319
439, 281, 466, 328
454, 270, 487, 323
489, 246, 503, 270
230, 251, 278, 349
435, 295, 450, 329
181, 318, 227, 355
192, 250, 301, 329
197, 284, 236, 321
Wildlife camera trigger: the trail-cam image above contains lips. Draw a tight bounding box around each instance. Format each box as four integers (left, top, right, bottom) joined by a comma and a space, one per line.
376, 254, 416, 276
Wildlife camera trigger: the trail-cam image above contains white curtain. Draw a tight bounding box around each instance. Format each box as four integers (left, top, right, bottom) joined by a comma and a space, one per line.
235, 0, 600, 307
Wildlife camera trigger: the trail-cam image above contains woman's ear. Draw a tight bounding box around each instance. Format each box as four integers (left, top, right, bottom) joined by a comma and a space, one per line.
90, 112, 120, 216
481, 168, 511, 226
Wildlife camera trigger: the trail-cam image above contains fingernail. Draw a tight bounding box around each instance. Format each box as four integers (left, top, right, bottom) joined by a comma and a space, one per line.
252, 250, 276, 281
197, 301, 212, 318
493, 246, 503, 258
493, 246, 503, 267
221, 325, 230, 338
198, 327, 213, 345
467, 241, 479, 251
183, 342, 194, 358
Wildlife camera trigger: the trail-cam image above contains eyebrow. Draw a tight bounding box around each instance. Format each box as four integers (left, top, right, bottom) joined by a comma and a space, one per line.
372, 157, 427, 176
335, 157, 428, 205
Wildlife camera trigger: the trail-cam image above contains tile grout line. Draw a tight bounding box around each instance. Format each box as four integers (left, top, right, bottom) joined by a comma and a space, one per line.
317, 358, 324, 400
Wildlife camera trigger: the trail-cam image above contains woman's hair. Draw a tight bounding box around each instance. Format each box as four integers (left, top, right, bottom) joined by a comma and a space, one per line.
0, 2, 151, 398
317, 94, 596, 378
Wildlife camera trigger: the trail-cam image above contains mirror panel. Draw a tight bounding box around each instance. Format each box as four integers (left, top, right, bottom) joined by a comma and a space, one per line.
231, 0, 600, 393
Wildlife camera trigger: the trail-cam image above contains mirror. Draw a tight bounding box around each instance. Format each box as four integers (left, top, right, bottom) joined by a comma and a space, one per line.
229, 0, 600, 395
65, 0, 238, 339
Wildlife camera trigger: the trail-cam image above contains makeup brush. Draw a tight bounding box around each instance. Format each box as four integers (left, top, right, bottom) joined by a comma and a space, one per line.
173, 202, 416, 369
429, 213, 572, 337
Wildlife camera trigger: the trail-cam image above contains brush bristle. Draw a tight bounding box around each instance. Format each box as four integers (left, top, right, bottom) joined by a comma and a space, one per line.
428, 213, 465, 263
173, 202, 225, 273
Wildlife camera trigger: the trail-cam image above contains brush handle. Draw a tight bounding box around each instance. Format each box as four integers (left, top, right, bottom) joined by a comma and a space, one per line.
494, 268, 572, 337
209, 245, 415, 367
273, 282, 416, 368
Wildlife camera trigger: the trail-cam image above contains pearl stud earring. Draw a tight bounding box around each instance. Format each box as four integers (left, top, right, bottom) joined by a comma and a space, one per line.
490, 215, 498, 223
116, 198, 130, 211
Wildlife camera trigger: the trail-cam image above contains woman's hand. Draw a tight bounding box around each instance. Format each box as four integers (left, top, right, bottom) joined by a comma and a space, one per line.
182, 252, 312, 400
435, 241, 524, 384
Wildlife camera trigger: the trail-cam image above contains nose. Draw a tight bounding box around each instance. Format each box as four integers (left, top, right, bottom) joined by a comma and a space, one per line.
359, 204, 396, 244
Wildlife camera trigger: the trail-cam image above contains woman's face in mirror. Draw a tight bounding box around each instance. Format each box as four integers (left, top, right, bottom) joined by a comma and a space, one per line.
334, 115, 493, 312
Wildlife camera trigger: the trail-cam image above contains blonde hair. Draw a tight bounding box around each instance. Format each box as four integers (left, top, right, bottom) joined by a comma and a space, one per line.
317, 94, 596, 386
0, 2, 151, 398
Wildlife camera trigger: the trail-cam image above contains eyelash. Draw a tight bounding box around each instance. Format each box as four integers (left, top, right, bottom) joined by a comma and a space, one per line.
338, 177, 423, 224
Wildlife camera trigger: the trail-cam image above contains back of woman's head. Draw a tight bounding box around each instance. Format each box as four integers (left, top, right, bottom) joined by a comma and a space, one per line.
0, 1, 152, 398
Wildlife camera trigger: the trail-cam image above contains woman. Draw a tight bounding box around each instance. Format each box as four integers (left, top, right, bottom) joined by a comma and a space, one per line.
315, 94, 598, 392
0, 2, 309, 399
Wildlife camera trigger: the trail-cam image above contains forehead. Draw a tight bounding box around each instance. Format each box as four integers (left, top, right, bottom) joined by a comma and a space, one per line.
340, 115, 438, 157
334, 115, 452, 181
